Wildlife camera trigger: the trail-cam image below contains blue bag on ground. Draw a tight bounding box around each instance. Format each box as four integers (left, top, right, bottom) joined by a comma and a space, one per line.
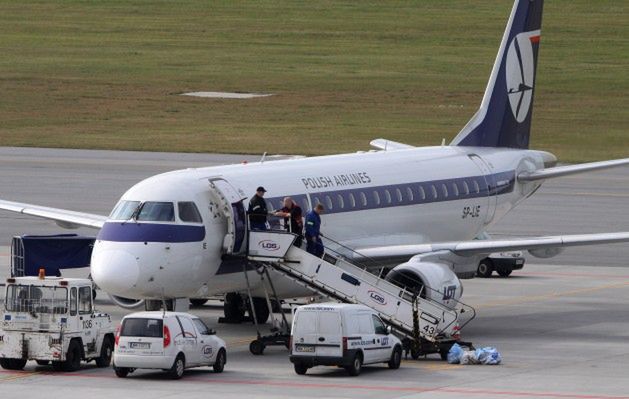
447, 343, 464, 364
475, 347, 502, 365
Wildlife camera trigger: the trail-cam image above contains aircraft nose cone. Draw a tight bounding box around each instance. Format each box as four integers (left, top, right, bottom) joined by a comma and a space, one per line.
91, 249, 140, 297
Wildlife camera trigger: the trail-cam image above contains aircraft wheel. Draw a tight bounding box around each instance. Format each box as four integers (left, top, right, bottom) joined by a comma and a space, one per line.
477, 259, 494, 278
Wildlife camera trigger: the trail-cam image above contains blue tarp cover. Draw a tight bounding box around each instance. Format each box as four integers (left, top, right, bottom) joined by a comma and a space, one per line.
15, 234, 95, 276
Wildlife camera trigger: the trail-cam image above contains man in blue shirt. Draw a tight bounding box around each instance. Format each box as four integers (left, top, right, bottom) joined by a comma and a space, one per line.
305, 204, 324, 257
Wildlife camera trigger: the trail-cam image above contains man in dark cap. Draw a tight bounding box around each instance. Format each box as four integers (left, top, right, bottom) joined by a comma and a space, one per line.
248, 186, 269, 230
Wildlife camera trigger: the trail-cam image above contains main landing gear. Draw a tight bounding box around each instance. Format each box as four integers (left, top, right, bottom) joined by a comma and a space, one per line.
221, 293, 270, 324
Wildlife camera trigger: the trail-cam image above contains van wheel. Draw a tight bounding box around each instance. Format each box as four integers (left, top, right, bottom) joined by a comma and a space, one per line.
169, 354, 185, 379
96, 336, 114, 367
294, 363, 308, 375
0, 358, 27, 370
477, 259, 493, 278
249, 340, 265, 355
388, 346, 402, 369
63, 340, 82, 372
213, 349, 226, 373
345, 353, 362, 376
114, 367, 130, 378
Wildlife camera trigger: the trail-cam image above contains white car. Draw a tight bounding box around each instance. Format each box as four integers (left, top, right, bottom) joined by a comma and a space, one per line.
113, 311, 226, 379
290, 303, 403, 376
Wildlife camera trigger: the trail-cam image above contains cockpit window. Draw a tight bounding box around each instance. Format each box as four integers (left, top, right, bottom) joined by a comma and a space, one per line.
110, 201, 141, 220
178, 202, 203, 223
136, 202, 175, 222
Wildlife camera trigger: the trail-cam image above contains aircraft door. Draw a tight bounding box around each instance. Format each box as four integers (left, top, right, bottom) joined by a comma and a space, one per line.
468, 154, 497, 225
208, 178, 247, 254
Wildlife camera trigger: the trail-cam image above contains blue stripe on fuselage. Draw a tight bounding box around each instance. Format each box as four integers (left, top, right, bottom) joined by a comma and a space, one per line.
266, 171, 516, 214
97, 222, 205, 243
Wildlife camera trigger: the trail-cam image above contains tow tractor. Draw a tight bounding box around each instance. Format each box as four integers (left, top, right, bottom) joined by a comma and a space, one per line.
0, 271, 115, 371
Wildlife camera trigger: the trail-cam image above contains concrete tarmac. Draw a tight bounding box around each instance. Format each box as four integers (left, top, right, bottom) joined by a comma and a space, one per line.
0, 147, 628, 398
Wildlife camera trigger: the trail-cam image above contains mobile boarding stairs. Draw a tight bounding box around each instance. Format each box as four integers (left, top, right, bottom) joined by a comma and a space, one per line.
242, 229, 475, 359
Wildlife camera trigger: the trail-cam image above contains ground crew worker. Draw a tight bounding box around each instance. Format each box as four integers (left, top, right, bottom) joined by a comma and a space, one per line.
248, 186, 269, 230
305, 203, 324, 257
274, 197, 304, 246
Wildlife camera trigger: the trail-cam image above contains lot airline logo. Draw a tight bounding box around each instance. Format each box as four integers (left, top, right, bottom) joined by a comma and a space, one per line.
505, 30, 540, 123
258, 240, 280, 251
368, 290, 387, 306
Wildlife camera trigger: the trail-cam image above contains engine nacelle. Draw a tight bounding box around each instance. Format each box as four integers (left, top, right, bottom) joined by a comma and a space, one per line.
108, 294, 145, 309
385, 260, 462, 308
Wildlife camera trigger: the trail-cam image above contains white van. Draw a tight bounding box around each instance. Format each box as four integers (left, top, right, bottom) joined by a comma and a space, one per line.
289, 303, 402, 376
113, 311, 226, 379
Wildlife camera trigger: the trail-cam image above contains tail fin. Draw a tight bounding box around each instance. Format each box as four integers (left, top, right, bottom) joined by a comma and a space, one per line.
451, 0, 544, 149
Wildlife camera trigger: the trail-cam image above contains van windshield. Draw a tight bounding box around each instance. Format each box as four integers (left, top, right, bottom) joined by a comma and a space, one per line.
121, 318, 163, 337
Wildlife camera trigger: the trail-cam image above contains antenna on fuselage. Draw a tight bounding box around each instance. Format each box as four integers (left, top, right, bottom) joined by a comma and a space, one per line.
260, 152, 267, 164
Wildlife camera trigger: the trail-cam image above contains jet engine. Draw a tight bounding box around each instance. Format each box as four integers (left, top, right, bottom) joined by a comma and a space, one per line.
384, 259, 462, 309
108, 294, 145, 309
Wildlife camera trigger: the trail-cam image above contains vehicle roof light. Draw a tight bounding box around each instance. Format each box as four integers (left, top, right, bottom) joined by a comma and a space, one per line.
6, 278, 15, 284
59, 280, 68, 286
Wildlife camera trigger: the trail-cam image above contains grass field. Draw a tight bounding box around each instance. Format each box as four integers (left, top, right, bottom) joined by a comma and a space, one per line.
0, 1, 626, 161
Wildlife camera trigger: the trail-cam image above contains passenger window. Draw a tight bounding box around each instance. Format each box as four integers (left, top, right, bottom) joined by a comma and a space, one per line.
78, 286, 92, 314
349, 193, 356, 208
406, 187, 413, 202
177, 316, 197, 338
472, 180, 480, 194
192, 318, 211, 335
430, 185, 438, 199
301, 198, 310, 212
360, 192, 368, 207
137, 202, 175, 222
418, 186, 426, 200
462, 181, 470, 195
384, 190, 392, 204
69, 287, 77, 316
325, 195, 333, 210
441, 183, 448, 198
337, 194, 345, 209
395, 188, 403, 203
178, 202, 203, 223
373, 191, 381, 205
372, 315, 387, 335
452, 182, 459, 197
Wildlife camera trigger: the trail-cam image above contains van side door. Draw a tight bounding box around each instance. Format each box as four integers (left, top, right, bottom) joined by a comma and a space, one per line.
357, 313, 378, 364
371, 315, 392, 362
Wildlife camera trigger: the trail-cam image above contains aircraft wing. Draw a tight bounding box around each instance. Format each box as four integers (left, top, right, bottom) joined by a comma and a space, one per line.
0, 199, 107, 229
370, 139, 415, 151
355, 231, 629, 263
518, 158, 629, 182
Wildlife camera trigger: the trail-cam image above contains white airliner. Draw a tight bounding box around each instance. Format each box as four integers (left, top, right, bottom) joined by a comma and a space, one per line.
1, 0, 628, 321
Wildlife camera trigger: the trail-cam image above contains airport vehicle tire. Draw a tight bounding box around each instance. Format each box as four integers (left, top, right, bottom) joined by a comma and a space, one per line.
410, 346, 421, 360
36, 360, 50, 366
477, 259, 494, 278
190, 298, 208, 307
294, 363, 308, 375
388, 346, 402, 369
497, 268, 513, 277
213, 349, 226, 373
249, 339, 265, 355
345, 353, 363, 376
63, 340, 82, 372
114, 367, 130, 378
0, 358, 27, 370
169, 354, 185, 380
250, 297, 270, 324
224, 293, 245, 322
96, 336, 114, 367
